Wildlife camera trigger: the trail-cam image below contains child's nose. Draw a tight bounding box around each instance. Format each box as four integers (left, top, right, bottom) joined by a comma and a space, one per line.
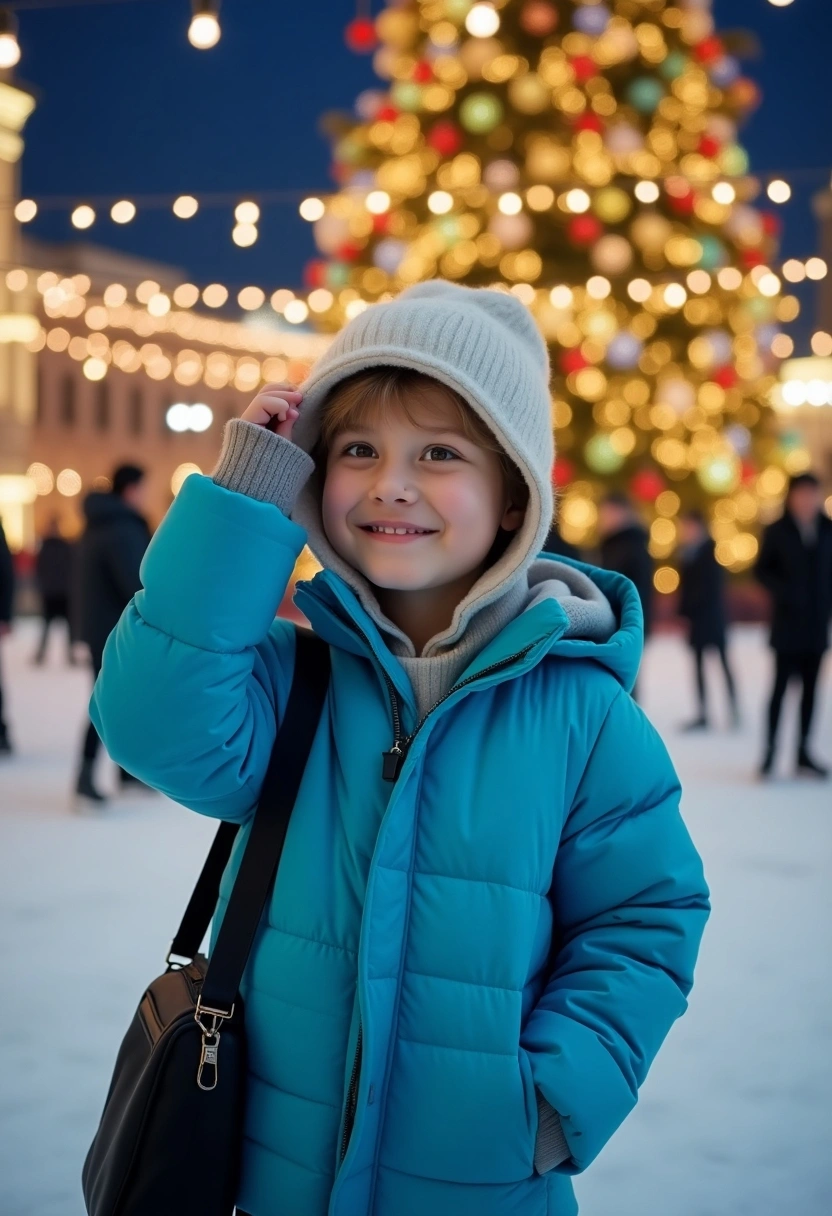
369, 463, 417, 502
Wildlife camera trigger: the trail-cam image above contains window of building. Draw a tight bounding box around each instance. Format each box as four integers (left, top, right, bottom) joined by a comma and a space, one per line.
94, 380, 110, 431
60, 375, 76, 426
128, 386, 143, 436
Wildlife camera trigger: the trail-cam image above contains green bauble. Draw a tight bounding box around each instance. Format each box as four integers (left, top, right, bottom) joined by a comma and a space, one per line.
325, 262, 351, 290
720, 143, 749, 176
459, 91, 504, 133
585, 433, 626, 474
697, 235, 726, 269
391, 81, 423, 112
659, 51, 688, 80
627, 77, 665, 113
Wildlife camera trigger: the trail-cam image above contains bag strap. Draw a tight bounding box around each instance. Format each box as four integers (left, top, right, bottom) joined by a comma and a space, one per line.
167, 626, 331, 1015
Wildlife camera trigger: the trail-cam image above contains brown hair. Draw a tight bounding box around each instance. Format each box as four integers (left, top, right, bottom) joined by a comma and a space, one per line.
317, 367, 529, 512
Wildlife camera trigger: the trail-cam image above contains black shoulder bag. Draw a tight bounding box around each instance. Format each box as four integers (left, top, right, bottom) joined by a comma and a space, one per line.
82, 627, 331, 1216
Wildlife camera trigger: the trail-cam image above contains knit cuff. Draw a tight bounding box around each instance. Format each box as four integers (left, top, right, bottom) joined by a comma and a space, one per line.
534, 1091, 571, 1174
211, 418, 315, 516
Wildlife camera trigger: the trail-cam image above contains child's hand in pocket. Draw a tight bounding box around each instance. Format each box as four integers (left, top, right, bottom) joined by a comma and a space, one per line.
241, 383, 303, 441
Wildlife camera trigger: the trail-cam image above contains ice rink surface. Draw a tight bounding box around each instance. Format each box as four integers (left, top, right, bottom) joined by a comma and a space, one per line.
1, 617, 830, 1216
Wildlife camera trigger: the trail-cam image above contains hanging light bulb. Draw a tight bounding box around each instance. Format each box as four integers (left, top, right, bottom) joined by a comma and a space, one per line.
0, 9, 21, 69
188, 1, 221, 50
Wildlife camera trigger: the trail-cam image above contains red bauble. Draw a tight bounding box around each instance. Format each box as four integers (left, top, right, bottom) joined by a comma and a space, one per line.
412, 60, 433, 83
427, 119, 463, 157
630, 469, 666, 503
666, 188, 696, 215
698, 134, 721, 158
741, 459, 757, 484
729, 78, 761, 111
520, 1, 559, 37
371, 213, 390, 235
376, 104, 399, 122
552, 456, 575, 487
336, 241, 362, 262
304, 260, 327, 288
761, 211, 781, 237
344, 17, 377, 53
567, 215, 603, 246
713, 365, 738, 389
575, 113, 604, 134
740, 248, 765, 269
694, 36, 724, 64
560, 349, 589, 375
570, 55, 597, 84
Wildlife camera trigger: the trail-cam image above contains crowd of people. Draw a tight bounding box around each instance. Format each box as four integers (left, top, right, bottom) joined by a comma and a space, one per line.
0, 465, 829, 792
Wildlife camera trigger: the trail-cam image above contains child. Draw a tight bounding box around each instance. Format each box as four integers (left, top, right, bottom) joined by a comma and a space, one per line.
92, 281, 709, 1216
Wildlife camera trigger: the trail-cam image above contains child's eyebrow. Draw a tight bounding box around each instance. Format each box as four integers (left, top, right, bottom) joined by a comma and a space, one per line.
337, 424, 470, 440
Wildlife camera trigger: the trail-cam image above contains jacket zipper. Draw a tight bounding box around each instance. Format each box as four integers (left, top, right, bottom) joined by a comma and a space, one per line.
337, 629, 536, 1166
339, 1024, 363, 1163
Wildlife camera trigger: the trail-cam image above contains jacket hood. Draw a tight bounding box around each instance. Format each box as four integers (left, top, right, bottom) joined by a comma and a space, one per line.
295, 552, 644, 701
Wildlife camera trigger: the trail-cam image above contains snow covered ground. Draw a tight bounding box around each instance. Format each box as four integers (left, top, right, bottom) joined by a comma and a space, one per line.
1, 617, 830, 1216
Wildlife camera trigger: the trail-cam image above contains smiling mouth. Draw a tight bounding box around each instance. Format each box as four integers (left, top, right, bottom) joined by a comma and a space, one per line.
359, 525, 437, 536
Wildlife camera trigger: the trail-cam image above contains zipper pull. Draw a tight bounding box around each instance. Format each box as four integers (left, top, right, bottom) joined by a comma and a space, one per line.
381, 744, 404, 782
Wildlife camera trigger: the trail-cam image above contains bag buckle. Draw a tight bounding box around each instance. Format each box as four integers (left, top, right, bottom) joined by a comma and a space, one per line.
194, 997, 235, 1091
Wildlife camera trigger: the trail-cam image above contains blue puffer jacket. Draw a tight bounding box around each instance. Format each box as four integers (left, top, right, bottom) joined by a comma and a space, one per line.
92, 474, 709, 1216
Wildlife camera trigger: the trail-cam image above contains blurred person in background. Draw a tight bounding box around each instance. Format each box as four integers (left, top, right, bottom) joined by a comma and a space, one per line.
0, 517, 14, 756
32, 516, 77, 666
73, 465, 152, 804
755, 472, 832, 779
597, 492, 654, 637
677, 510, 738, 731
542, 521, 580, 562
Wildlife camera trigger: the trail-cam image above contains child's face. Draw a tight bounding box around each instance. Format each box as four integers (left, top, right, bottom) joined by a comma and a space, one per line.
321, 386, 523, 595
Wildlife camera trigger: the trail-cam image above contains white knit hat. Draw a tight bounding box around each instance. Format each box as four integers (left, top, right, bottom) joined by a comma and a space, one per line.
292, 282, 554, 637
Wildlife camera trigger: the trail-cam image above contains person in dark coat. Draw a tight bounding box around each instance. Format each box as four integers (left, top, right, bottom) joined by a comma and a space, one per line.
0, 518, 14, 756
755, 472, 832, 778
32, 516, 77, 666
677, 510, 738, 730
74, 465, 152, 803
597, 492, 654, 636
542, 523, 581, 562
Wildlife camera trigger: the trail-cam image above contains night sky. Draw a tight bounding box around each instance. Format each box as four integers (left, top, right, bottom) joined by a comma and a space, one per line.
13, 0, 832, 340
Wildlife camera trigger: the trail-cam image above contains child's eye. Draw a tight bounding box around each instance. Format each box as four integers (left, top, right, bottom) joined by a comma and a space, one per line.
423, 446, 460, 462
342, 442, 376, 458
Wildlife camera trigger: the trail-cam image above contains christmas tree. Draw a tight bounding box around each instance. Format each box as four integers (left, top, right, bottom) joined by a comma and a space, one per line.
302, 0, 804, 578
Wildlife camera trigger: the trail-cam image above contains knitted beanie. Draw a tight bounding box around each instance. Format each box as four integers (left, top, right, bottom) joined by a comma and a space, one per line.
291, 281, 555, 650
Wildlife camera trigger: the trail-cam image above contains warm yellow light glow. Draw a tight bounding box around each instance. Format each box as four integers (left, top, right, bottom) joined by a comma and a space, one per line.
771, 333, 794, 358
366, 190, 391, 214
171, 464, 202, 496
565, 188, 591, 213
664, 284, 687, 308
0, 31, 21, 69
136, 280, 160, 304
173, 194, 199, 219
5, 268, 27, 292
687, 270, 711, 294
634, 181, 660, 204
188, 12, 221, 50
586, 276, 611, 300
284, 300, 310, 324
549, 285, 573, 309
270, 288, 295, 313
103, 283, 127, 307
805, 257, 828, 281
712, 182, 736, 205
202, 283, 229, 308
111, 199, 136, 224
766, 179, 791, 204
147, 292, 172, 317
235, 200, 260, 224
428, 190, 454, 215
811, 331, 832, 357
654, 567, 680, 594
173, 283, 200, 308
27, 463, 54, 496
15, 199, 37, 223
71, 205, 95, 230
717, 267, 742, 290
83, 357, 108, 381
238, 286, 266, 311
232, 222, 258, 247
299, 197, 325, 221
497, 192, 523, 216
308, 288, 334, 312
527, 185, 554, 211
757, 272, 781, 297
56, 469, 82, 497
627, 278, 652, 303
781, 258, 805, 283
465, 3, 500, 37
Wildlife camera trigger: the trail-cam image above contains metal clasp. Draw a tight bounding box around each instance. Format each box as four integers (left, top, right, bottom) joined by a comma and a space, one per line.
194, 996, 235, 1091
